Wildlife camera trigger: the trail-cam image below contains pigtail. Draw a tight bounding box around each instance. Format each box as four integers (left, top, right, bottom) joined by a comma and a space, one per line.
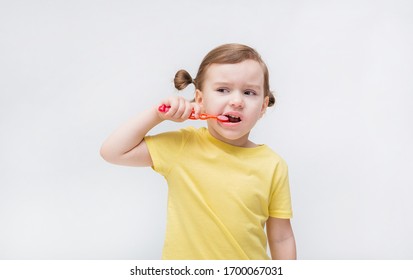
174, 69, 195, 90
268, 91, 276, 107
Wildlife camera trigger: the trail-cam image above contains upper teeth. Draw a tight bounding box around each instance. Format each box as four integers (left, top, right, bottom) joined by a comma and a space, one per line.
227, 115, 240, 119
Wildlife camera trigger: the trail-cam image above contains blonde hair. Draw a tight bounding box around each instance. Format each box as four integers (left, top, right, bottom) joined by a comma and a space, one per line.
174, 43, 275, 107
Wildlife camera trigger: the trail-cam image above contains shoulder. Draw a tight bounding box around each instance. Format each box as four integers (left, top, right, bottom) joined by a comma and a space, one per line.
257, 145, 288, 166
144, 126, 204, 152
145, 126, 198, 140
144, 127, 200, 175
254, 146, 290, 181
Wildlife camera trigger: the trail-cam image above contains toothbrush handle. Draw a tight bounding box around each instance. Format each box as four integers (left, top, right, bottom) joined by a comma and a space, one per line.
158, 104, 170, 113
157, 104, 219, 120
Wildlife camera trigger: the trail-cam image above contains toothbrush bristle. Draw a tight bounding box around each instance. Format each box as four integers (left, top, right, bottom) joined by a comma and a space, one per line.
217, 115, 229, 122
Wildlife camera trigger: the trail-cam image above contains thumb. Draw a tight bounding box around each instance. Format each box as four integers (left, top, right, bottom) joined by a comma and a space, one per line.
191, 102, 202, 119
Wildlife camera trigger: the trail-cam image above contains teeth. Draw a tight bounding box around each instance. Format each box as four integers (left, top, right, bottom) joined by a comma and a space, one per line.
225, 114, 241, 123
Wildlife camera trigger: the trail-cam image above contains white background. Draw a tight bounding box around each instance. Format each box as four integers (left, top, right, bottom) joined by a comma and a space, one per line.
1, 0, 412, 259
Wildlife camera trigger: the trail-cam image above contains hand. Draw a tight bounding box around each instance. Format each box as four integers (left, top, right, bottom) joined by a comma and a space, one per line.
156, 96, 201, 122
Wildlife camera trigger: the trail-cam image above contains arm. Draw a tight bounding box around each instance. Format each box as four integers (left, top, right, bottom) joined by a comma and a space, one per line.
266, 217, 297, 260
100, 96, 198, 167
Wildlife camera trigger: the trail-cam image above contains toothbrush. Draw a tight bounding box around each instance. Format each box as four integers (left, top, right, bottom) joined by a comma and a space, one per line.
158, 104, 229, 122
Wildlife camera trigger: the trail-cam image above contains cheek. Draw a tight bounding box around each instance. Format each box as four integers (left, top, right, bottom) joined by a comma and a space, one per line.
248, 103, 267, 119
203, 96, 222, 112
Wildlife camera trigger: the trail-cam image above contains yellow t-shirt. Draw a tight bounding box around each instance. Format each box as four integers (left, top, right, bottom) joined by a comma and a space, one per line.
144, 127, 292, 260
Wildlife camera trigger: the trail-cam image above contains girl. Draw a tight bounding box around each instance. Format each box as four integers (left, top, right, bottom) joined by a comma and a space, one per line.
100, 43, 296, 260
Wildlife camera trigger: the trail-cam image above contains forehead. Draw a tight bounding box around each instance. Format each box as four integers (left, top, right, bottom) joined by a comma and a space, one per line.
204, 59, 264, 87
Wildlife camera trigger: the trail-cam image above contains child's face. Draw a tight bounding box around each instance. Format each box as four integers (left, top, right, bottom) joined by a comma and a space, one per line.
196, 59, 269, 147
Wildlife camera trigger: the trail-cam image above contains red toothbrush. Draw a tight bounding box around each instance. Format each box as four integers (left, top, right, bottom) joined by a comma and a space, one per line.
158, 104, 229, 122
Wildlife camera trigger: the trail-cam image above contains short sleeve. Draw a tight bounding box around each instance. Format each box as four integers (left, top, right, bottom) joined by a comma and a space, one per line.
268, 159, 293, 219
144, 128, 190, 177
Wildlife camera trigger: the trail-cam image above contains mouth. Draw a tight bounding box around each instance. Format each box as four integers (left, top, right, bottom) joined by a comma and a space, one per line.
224, 114, 242, 123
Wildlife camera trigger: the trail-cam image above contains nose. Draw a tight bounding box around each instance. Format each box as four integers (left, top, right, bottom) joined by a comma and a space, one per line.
229, 91, 244, 109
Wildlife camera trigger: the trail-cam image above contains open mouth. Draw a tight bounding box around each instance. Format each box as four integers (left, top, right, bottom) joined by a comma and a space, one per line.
225, 115, 241, 123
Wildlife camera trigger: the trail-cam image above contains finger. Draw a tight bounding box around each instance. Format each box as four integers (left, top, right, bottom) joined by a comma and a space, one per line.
172, 97, 186, 119
164, 98, 176, 118
182, 101, 194, 119
191, 102, 201, 119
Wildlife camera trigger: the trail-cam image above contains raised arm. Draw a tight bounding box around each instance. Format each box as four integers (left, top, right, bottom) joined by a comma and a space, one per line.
266, 217, 297, 260
100, 96, 198, 167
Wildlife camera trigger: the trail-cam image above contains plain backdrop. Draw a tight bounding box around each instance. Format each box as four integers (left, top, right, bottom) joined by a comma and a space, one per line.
1, 0, 412, 259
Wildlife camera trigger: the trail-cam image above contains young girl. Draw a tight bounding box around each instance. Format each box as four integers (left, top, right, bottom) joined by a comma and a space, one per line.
100, 43, 296, 260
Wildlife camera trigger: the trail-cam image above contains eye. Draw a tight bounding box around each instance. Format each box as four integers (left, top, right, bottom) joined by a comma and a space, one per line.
217, 88, 230, 93
244, 90, 257, 96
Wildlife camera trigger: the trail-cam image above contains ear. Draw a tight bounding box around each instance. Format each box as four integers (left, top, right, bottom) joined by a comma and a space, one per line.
260, 96, 269, 117
195, 89, 204, 107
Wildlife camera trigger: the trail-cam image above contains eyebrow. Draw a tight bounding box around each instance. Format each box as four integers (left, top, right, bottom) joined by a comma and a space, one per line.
212, 82, 262, 90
